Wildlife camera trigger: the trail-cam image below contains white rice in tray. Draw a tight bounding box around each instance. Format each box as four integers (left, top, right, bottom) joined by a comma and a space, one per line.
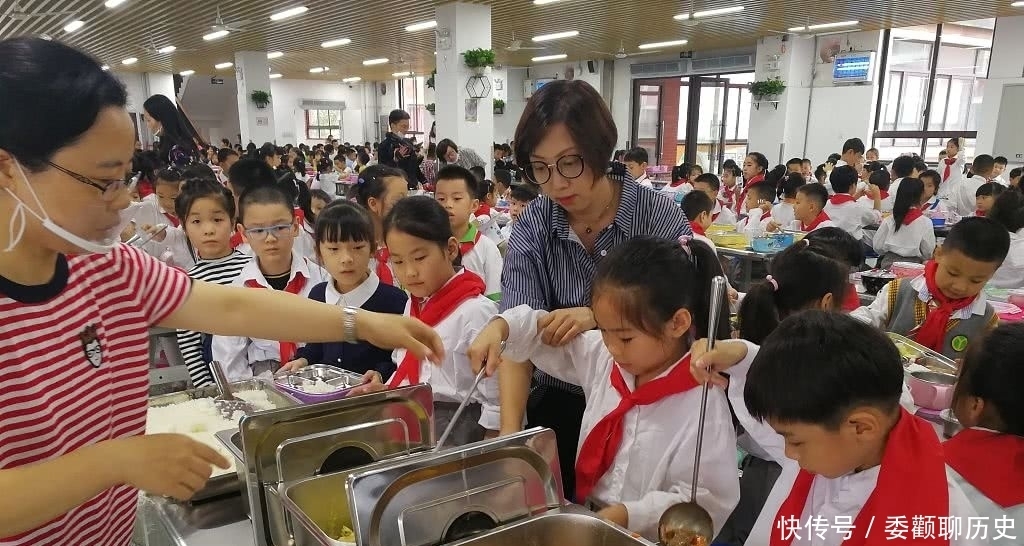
146, 390, 276, 476
298, 378, 339, 394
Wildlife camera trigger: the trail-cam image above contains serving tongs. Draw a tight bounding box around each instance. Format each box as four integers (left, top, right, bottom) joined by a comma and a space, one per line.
209, 360, 255, 419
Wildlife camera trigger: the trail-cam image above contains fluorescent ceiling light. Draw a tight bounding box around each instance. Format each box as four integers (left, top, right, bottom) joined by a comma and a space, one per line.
100, 64, 110, 71
121, 57, 138, 65
157, 45, 176, 54
203, 30, 229, 41
321, 38, 352, 48
533, 0, 560, 4
532, 54, 567, 62
533, 30, 579, 42
267, 51, 284, 59
405, 20, 436, 32
270, 6, 308, 21
309, 67, 328, 73
393, 71, 412, 77
342, 76, 362, 83
215, 62, 233, 69
790, 20, 859, 31
104, 0, 126, 7
1014, 1, 1024, 6
269, 73, 283, 79
695, 5, 744, 17
63, 20, 85, 32
179, 70, 195, 76
639, 39, 688, 49
363, 58, 389, 65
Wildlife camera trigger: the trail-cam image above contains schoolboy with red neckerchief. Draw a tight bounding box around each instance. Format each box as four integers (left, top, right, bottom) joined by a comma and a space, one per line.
434, 165, 503, 301
690, 311, 983, 546
823, 166, 881, 244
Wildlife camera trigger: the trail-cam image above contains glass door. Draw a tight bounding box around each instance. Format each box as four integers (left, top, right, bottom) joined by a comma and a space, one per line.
632, 81, 664, 165
692, 77, 729, 172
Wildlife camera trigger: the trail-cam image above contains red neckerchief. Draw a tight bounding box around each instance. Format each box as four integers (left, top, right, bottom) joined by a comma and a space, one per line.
475, 203, 492, 217
721, 186, 736, 207
375, 247, 395, 286
801, 211, 830, 232
902, 207, 924, 226
689, 222, 706, 236
669, 178, 689, 188
915, 260, 978, 352
945, 428, 1024, 508
943, 157, 957, 182
829, 194, 856, 206
293, 206, 305, 225
388, 270, 485, 388
163, 212, 180, 228
244, 271, 308, 362
575, 354, 699, 502
736, 173, 765, 213
769, 409, 948, 546
879, 190, 890, 200
459, 228, 482, 257
230, 231, 244, 249
975, 209, 987, 218
842, 283, 860, 312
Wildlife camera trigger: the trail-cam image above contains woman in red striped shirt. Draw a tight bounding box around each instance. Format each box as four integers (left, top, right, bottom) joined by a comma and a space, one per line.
0, 37, 443, 546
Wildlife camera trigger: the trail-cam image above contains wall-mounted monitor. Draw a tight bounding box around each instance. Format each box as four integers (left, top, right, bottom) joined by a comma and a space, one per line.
832, 51, 876, 84
534, 78, 555, 92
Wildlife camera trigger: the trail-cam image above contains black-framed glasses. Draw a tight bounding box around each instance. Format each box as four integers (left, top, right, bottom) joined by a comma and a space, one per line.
45, 161, 127, 201
525, 154, 585, 185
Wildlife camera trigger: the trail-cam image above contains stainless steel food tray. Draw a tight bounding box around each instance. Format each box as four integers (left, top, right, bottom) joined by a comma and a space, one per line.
887, 332, 957, 374
275, 364, 368, 403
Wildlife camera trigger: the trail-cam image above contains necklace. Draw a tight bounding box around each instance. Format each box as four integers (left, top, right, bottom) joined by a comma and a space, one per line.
575, 184, 619, 234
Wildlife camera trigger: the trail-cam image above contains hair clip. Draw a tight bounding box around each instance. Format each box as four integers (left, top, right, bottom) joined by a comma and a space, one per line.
766, 274, 779, 291
678, 235, 694, 261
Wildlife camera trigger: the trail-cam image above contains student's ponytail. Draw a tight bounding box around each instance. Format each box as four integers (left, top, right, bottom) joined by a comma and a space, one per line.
686, 238, 731, 341
891, 178, 924, 232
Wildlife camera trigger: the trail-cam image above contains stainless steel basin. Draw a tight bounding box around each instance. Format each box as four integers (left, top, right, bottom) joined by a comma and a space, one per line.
448, 512, 654, 546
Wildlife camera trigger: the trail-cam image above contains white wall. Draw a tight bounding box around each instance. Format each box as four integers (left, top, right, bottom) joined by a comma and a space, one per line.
269, 78, 368, 146
976, 16, 1024, 159
114, 71, 146, 113
178, 74, 239, 146
491, 60, 606, 144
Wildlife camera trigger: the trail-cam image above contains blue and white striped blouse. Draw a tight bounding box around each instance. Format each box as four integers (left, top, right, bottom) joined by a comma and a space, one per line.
499, 176, 693, 393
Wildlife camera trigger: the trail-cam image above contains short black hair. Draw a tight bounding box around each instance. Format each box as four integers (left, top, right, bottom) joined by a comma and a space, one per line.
866, 147, 879, 156
828, 165, 859, 194
693, 172, 721, 192
994, 156, 1008, 166
383, 195, 460, 266
913, 160, 929, 175
798, 183, 828, 210
217, 147, 238, 164
469, 165, 486, 183
804, 227, 864, 268
314, 199, 374, 247
682, 189, 714, 221
1009, 167, 1022, 180
971, 154, 996, 177
154, 168, 183, 185
891, 155, 916, 178
778, 173, 806, 200
869, 170, 891, 191
746, 181, 776, 204
493, 169, 513, 188
509, 184, 539, 203
237, 183, 295, 224
976, 182, 1005, 198
744, 311, 904, 429
842, 138, 866, 155
786, 157, 803, 168
953, 323, 1024, 436
919, 169, 942, 191
228, 158, 277, 196
388, 109, 411, 126
623, 147, 649, 164
943, 217, 1010, 265
436, 164, 480, 197
987, 190, 1024, 233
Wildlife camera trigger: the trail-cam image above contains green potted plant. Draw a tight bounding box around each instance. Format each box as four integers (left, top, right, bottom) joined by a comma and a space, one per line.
749, 77, 786, 101
493, 98, 505, 115
462, 48, 496, 76
426, 69, 436, 89
250, 89, 271, 109
425, 103, 435, 116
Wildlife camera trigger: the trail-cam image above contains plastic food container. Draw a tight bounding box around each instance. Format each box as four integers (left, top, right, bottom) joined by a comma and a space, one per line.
860, 270, 896, 295
891, 262, 925, 279
275, 364, 368, 404
750, 233, 794, 253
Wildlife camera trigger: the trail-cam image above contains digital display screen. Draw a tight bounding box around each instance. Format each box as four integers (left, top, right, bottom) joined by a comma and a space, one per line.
833, 52, 875, 84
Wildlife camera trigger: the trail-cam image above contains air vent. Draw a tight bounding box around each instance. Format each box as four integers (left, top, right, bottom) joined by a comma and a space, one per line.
690, 54, 754, 73
630, 60, 685, 76
299, 99, 346, 110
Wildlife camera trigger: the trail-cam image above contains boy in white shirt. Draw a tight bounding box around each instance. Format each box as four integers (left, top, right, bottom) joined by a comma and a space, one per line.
693, 173, 737, 225
948, 155, 997, 217
887, 155, 916, 198
623, 147, 653, 188
919, 169, 949, 216
500, 184, 539, 241
823, 165, 881, 244
992, 156, 1009, 186
434, 164, 504, 301
857, 170, 894, 212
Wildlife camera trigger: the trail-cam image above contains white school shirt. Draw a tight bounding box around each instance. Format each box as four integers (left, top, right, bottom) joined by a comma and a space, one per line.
989, 228, 1024, 289
635, 172, 654, 189
946, 176, 986, 217
460, 225, 504, 300
824, 198, 882, 242
387, 269, 499, 430
922, 196, 949, 217
856, 192, 894, 214
126, 199, 195, 270
727, 340, 983, 546
872, 214, 936, 261
772, 202, 796, 228
947, 448, 1024, 541
851, 273, 990, 328
500, 305, 740, 540
295, 220, 317, 263
211, 252, 329, 380
661, 182, 693, 200
712, 200, 737, 225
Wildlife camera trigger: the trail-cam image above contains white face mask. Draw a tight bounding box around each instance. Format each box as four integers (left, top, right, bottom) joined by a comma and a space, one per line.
4, 161, 133, 254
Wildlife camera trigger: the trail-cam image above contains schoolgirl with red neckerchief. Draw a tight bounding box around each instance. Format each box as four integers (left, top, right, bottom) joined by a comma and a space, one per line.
468, 236, 740, 541
735, 152, 769, 214
352, 164, 413, 287
872, 178, 936, 269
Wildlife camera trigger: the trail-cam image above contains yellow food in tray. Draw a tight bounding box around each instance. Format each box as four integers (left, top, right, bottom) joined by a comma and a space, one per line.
337, 525, 356, 541
708, 231, 749, 249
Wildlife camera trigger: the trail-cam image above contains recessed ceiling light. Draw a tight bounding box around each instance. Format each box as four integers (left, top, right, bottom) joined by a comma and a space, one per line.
157, 45, 176, 54
270, 6, 308, 21
121, 57, 138, 65
693, 5, 744, 18
363, 58, 389, 65
532, 54, 567, 62
309, 66, 329, 73
638, 39, 688, 49
104, 0, 126, 7
532, 30, 579, 42
393, 71, 412, 77
215, 62, 233, 69
267, 51, 284, 59
533, 0, 560, 4
270, 73, 283, 79
63, 20, 85, 32
203, 30, 229, 41
1014, 1, 1024, 6
790, 20, 859, 32
404, 20, 437, 32
321, 38, 352, 48
343, 76, 362, 83
100, 64, 110, 71
179, 70, 195, 76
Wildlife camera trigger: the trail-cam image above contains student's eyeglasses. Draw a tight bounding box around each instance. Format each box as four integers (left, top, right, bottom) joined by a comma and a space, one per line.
525, 154, 585, 185
45, 161, 128, 202
243, 224, 295, 241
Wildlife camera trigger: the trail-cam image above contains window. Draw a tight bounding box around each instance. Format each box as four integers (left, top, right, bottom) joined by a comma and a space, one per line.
305, 109, 341, 140
399, 76, 429, 140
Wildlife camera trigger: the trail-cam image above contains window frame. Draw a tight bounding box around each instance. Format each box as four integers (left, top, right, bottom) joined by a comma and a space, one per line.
304, 108, 342, 141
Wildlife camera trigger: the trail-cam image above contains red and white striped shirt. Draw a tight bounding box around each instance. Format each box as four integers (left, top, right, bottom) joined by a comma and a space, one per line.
0, 245, 191, 546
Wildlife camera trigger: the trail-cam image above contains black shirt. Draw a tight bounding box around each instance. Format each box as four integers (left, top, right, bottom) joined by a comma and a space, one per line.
379, 131, 424, 189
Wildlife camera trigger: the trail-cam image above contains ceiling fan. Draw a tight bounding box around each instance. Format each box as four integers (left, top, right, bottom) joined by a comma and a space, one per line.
175, 5, 250, 34
141, 37, 196, 55
1, 2, 76, 21
505, 32, 546, 52
591, 40, 660, 59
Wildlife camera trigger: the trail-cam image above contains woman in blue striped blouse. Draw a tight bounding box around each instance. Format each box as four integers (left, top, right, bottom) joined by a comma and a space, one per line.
499, 79, 693, 499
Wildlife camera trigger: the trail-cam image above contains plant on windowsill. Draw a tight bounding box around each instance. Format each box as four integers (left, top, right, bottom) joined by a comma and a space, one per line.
425, 103, 435, 116
426, 70, 436, 89
493, 98, 505, 115
250, 90, 271, 109
463, 48, 496, 76
749, 77, 786, 102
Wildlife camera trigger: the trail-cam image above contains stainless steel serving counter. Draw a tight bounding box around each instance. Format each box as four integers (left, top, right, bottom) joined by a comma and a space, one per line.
133, 494, 256, 546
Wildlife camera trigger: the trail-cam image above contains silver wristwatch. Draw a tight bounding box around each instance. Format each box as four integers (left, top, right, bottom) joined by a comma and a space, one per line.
342, 306, 359, 344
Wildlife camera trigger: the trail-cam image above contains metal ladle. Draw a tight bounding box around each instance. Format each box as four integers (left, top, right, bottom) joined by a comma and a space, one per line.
434, 341, 506, 451
658, 276, 727, 546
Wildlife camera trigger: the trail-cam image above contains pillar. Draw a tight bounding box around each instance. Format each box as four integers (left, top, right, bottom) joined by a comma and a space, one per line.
975, 16, 1024, 159
434, 2, 493, 174
746, 35, 816, 165
234, 51, 276, 145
